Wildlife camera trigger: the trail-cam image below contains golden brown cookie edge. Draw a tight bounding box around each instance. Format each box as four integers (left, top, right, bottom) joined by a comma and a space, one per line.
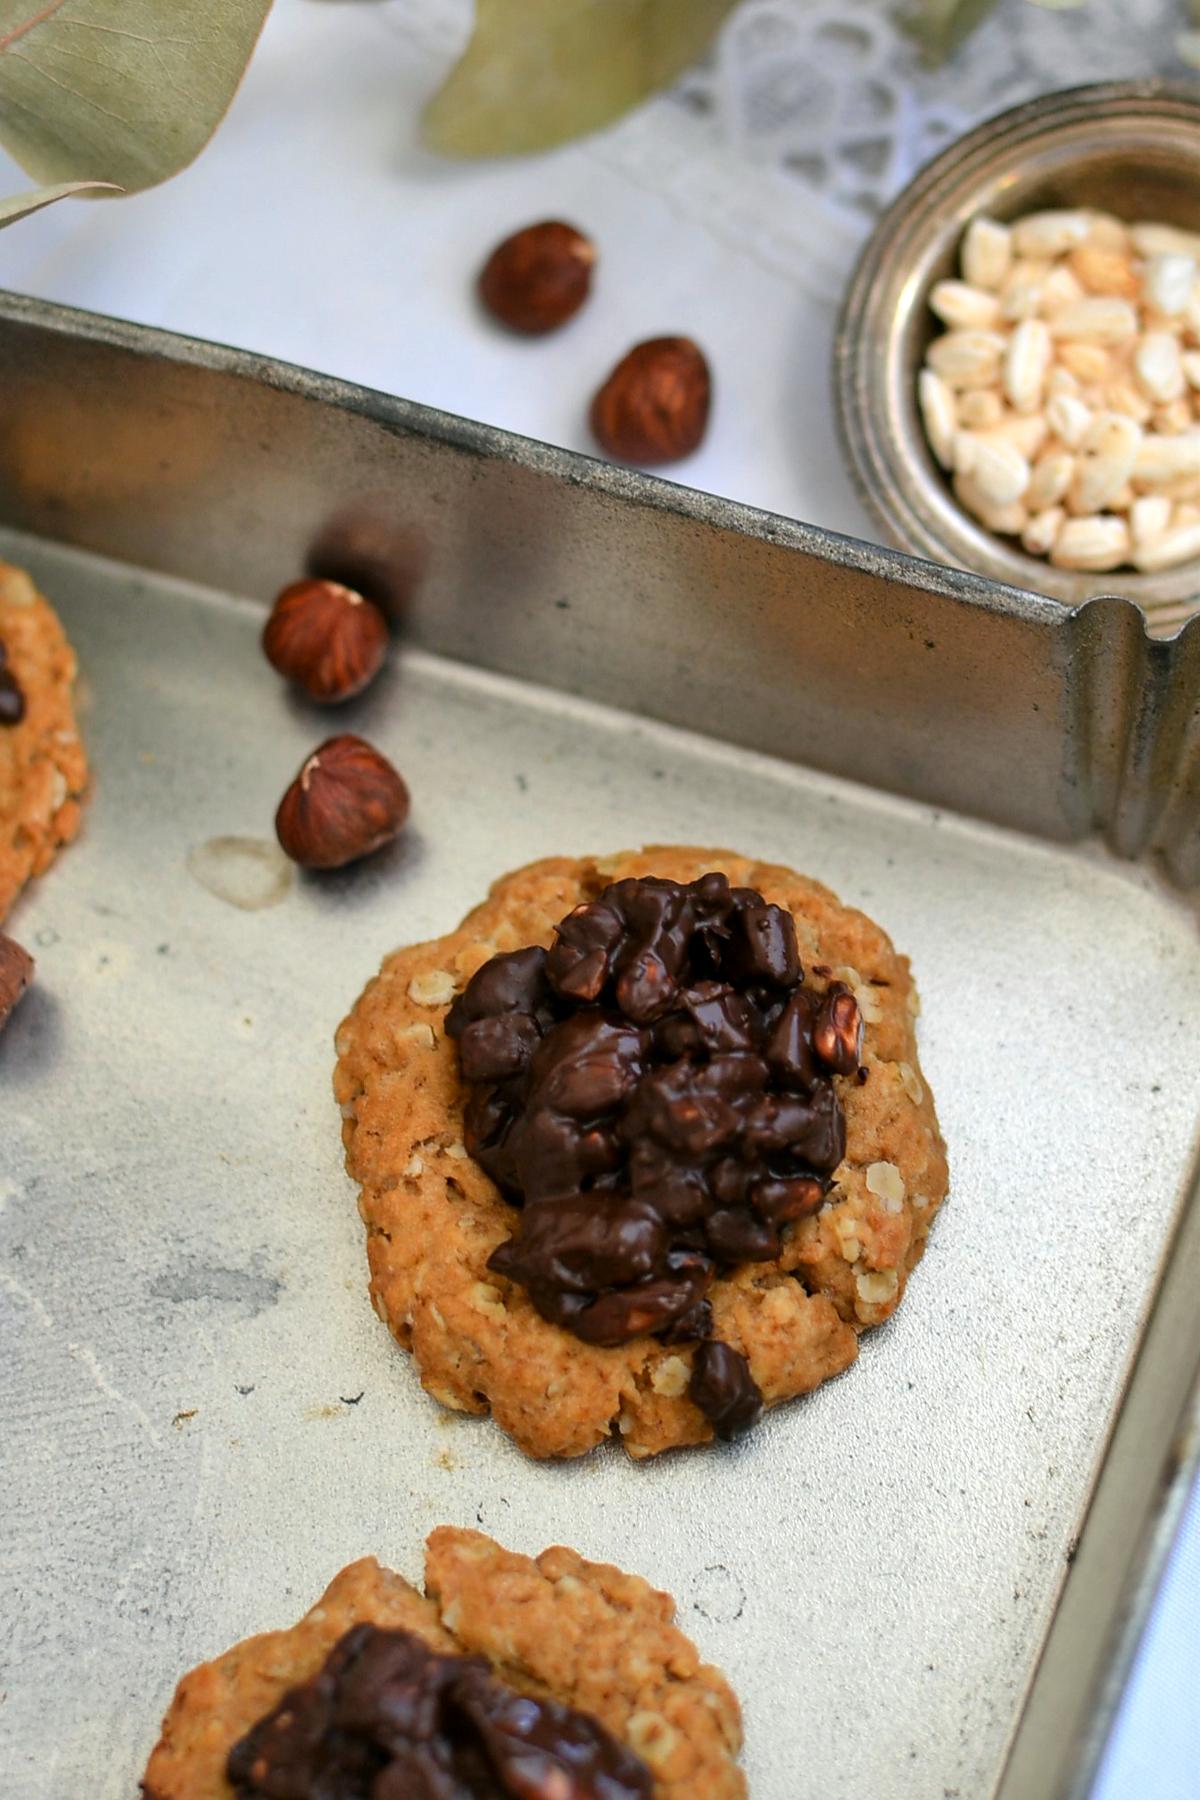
334, 848, 949, 1460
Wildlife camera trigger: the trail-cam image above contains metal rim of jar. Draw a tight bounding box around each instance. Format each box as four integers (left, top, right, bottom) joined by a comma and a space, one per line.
833, 79, 1200, 634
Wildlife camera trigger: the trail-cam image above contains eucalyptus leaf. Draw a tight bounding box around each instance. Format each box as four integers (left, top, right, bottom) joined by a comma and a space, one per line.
0, 0, 271, 201
906, 0, 1004, 61
0, 176, 118, 229
423, 0, 739, 158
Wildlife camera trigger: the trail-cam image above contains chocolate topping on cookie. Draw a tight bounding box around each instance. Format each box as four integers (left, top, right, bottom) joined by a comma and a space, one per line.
226, 1620, 652, 1799
446, 873, 862, 1438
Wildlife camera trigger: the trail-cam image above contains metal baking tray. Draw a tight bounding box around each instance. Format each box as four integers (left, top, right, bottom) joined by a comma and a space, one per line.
0, 293, 1197, 1800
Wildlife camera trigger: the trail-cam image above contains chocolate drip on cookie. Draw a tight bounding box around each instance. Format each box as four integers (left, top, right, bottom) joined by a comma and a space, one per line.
0, 641, 25, 726
446, 873, 862, 1441
226, 1621, 652, 1799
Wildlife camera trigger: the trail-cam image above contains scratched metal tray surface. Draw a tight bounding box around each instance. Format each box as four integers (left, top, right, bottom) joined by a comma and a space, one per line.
0, 297, 1198, 1800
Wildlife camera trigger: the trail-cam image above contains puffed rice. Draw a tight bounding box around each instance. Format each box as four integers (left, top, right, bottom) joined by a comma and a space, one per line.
961, 215, 1012, 290
1039, 265, 1086, 315
1130, 222, 1200, 260
953, 470, 1028, 536
1045, 393, 1091, 447
1133, 433, 1200, 485
978, 411, 1048, 458
929, 280, 1001, 330
1135, 331, 1185, 403
1068, 244, 1139, 298
1153, 399, 1193, 436
958, 388, 1004, 429
927, 329, 1006, 389
954, 433, 1030, 505
1047, 365, 1082, 398
919, 207, 1200, 571
1070, 412, 1141, 515
1056, 342, 1113, 384
1004, 318, 1052, 413
1130, 495, 1172, 545
1132, 519, 1200, 571
1026, 449, 1075, 511
918, 369, 956, 468
1048, 298, 1138, 345
1106, 381, 1153, 425
1012, 209, 1090, 257
1143, 253, 1197, 316
1022, 505, 1066, 556
1050, 515, 1130, 571
1084, 213, 1131, 252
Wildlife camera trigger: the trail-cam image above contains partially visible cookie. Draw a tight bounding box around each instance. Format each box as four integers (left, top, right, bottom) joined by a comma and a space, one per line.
0, 559, 88, 921
141, 1528, 745, 1800
334, 848, 949, 1460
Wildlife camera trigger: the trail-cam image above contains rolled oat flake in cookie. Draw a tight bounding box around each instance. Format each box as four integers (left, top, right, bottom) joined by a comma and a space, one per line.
334, 848, 949, 1460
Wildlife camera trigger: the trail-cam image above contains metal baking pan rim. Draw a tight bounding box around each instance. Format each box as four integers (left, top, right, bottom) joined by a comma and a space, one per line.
0, 286, 1127, 634
6, 289, 1200, 895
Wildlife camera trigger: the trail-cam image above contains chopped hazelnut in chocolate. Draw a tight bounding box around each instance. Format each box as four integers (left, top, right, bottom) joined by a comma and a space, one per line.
446, 873, 862, 1439
226, 1621, 652, 1799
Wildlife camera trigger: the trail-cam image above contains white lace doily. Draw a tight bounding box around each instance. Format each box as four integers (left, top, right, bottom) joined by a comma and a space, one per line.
376, 0, 1194, 301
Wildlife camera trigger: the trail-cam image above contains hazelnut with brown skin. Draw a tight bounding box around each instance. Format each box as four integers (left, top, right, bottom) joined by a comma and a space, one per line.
263, 579, 389, 704
479, 220, 596, 334
0, 932, 34, 1031
275, 735, 409, 869
590, 337, 711, 466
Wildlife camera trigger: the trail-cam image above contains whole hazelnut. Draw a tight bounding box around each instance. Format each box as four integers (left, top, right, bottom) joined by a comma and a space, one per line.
262, 579, 389, 703
478, 220, 596, 333
0, 932, 34, 1031
590, 337, 711, 466
275, 735, 409, 869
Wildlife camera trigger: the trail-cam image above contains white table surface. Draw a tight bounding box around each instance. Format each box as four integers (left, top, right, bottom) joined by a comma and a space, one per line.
0, 5, 1195, 1795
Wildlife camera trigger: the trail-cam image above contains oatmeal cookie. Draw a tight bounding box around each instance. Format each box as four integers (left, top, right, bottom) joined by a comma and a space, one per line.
0, 560, 88, 921
141, 1528, 744, 1800
334, 848, 948, 1460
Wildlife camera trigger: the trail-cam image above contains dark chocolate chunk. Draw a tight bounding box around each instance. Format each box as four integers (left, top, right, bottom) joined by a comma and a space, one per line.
688, 1339, 764, 1440
458, 1013, 541, 1082
227, 1621, 652, 1799
446, 945, 552, 1032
